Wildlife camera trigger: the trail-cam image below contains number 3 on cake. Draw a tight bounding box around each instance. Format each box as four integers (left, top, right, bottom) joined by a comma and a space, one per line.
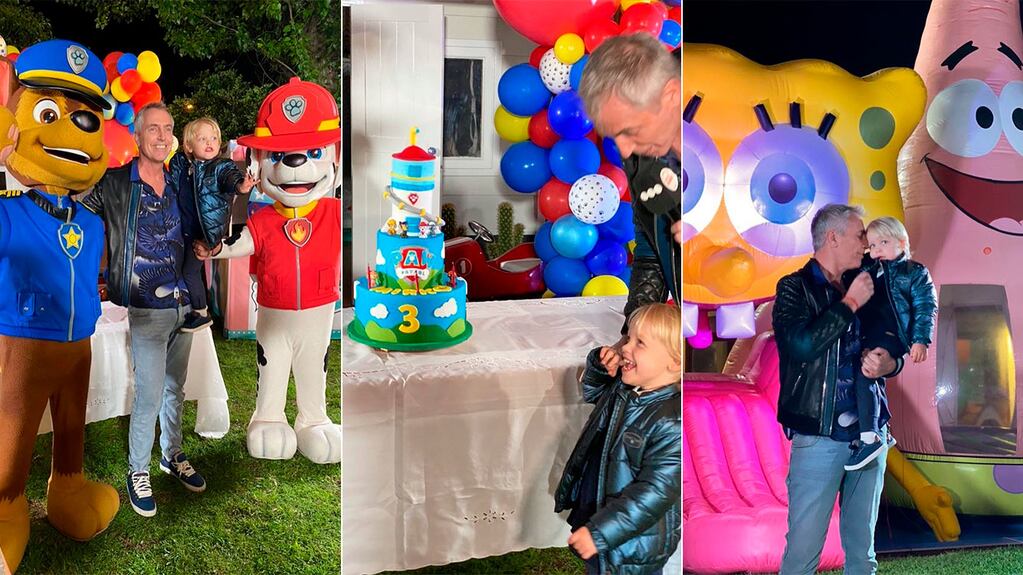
398, 304, 420, 334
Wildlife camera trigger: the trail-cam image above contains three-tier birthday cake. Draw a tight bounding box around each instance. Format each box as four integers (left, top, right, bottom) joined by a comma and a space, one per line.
347, 129, 472, 350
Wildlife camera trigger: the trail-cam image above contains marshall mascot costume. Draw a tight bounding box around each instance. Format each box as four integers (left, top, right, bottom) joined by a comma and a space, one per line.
211, 78, 342, 464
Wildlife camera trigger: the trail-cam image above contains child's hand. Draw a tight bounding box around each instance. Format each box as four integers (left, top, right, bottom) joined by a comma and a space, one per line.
911, 343, 928, 363
194, 240, 221, 260
237, 171, 257, 195
567, 527, 598, 560
599, 346, 622, 375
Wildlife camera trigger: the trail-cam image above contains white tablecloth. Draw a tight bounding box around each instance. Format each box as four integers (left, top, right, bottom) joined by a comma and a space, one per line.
342, 296, 681, 574
37, 302, 230, 437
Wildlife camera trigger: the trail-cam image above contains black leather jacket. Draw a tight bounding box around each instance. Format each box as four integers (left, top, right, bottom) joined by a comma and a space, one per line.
772, 260, 903, 436
865, 253, 937, 349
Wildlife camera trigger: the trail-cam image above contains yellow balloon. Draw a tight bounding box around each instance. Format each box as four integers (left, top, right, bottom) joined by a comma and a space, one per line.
620, 0, 652, 9
493, 106, 530, 142
541, 290, 556, 299
582, 275, 629, 297
554, 33, 585, 65
137, 50, 162, 83
110, 77, 130, 102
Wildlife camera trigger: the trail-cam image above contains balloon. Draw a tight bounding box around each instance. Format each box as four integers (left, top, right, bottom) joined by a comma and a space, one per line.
617, 265, 631, 286
581, 274, 629, 297
620, 3, 663, 36
115, 102, 135, 126
538, 178, 572, 221
534, 221, 558, 261
103, 60, 120, 83
569, 55, 589, 92
500, 141, 551, 193
668, 6, 681, 23
494, 106, 530, 142
542, 256, 590, 296
585, 240, 628, 276
597, 202, 635, 243
651, 1, 669, 20
136, 50, 162, 83
528, 109, 560, 149
602, 136, 623, 168
659, 19, 681, 48
569, 173, 620, 224
551, 214, 599, 259
583, 19, 620, 53
102, 51, 123, 70
550, 138, 600, 184
542, 289, 556, 299
548, 90, 592, 140
119, 69, 142, 95
493, 0, 621, 46
103, 120, 138, 169
131, 82, 162, 108
498, 63, 551, 116
110, 77, 130, 102
664, 0, 681, 6
116, 53, 138, 74
539, 49, 572, 95
554, 33, 584, 65
529, 45, 551, 67
621, 0, 651, 8
598, 163, 630, 200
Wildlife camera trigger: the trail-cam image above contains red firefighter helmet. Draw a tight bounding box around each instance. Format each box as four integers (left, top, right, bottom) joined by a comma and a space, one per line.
238, 76, 340, 151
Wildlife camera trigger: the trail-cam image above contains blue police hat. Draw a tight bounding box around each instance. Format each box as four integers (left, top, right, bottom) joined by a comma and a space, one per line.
14, 39, 111, 111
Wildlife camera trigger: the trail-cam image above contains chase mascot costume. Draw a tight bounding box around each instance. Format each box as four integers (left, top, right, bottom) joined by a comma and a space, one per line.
0, 40, 117, 571
210, 77, 342, 464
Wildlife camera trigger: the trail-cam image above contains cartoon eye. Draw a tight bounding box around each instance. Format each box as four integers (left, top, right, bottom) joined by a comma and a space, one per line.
270, 152, 285, 163
999, 81, 1023, 157
681, 96, 723, 243
33, 99, 60, 124
308, 148, 323, 159
927, 79, 1001, 158
724, 103, 849, 257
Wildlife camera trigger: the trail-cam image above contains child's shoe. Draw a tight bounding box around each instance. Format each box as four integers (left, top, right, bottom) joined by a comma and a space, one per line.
127, 471, 156, 517
179, 311, 213, 333
160, 452, 207, 493
845, 439, 887, 471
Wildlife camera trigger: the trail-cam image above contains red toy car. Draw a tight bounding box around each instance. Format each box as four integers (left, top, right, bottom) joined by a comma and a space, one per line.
444, 221, 545, 301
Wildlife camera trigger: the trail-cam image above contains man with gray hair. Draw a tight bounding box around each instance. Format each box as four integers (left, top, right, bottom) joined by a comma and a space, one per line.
579, 33, 680, 331
772, 203, 902, 574
82, 101, 206, 518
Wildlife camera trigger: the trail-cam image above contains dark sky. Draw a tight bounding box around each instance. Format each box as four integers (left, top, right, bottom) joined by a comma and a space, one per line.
683, 1, 933, 76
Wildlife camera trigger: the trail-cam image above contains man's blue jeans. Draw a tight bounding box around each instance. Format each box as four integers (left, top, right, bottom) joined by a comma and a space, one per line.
127, 306, 193, 473
779, 427, 888, 575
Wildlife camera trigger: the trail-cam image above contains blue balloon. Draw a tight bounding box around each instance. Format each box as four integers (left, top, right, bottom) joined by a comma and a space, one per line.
664, 0, 680, 5
500, 141, 551, 193
115, 102, 135, 126
543, 256, 590, 296
551, 214, 599, 259
548, 90, 592, 140
659, 20, 681, 49
585, 239, 628, 276
116, 53, 138, 74
498, 64, 552, 117
598, 202, 635, 243
549, 138, 600, 184
602, 137, 623, 169
534, 221, 557, 261
617, 265, 632, 286
569, 55, 589, 91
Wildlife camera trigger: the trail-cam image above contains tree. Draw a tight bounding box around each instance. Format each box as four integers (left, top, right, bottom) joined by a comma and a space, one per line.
0, 0, 54, 49
167, 66, 271, 141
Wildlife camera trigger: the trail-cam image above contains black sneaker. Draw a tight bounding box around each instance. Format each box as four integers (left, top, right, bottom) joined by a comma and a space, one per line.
179, 312, 213, 333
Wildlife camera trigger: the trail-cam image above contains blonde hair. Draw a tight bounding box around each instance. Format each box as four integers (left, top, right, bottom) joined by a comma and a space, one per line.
867, 216, 911, 258
182, 117, 223, 158
627, 303, 682, 366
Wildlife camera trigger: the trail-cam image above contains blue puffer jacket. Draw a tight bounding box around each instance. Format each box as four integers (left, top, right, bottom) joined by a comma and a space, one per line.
555, 348, 681, 575
169, 153, 244, 246
862, 253, 937, 349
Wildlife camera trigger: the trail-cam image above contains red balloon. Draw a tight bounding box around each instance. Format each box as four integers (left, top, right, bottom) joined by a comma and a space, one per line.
529, 45, 551, 67
538, 178, 573, 221
120, 69, 142, 95
620, 3, 663, 36
582, 19, 620, 53
585, 129, 600, 146
104, 62, 119, 83
668, 6, 680, 23
494, 0, 621, 46
102, 51, 123, 70
131, 82, 162, 108
529, 109, 560, 148
650, 1, 669, 20
597, 163, 629, 200
103, 120, 138, 169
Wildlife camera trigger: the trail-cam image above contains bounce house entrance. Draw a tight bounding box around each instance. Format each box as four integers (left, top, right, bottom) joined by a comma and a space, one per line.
936, 285, 1017, 456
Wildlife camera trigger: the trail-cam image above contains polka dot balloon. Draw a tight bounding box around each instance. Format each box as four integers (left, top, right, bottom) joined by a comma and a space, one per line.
569, 174, 620, 224
539, 49, 572, 94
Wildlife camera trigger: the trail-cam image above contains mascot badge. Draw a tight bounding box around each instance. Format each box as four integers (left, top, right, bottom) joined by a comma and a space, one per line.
0, 40, 117, 572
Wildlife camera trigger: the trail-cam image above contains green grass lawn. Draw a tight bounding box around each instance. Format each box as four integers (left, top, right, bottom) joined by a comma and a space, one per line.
17, 334, 340, 575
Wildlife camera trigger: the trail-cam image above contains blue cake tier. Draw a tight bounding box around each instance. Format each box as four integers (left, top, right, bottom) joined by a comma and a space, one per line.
373, 230, 446, 289
349, 276, 471, 350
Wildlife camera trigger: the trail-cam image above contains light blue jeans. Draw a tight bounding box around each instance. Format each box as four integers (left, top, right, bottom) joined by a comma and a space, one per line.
127, 306, 193, 473
779, 427, 888, 575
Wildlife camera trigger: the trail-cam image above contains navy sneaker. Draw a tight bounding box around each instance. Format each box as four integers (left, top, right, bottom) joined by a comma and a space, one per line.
179, 312, 213, 333
127, 471, 156, 517
845, 439, 887, 471
159, 452, 207, 492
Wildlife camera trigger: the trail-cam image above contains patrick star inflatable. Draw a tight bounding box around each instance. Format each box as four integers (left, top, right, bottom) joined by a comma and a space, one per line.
893, 0, 1023, 517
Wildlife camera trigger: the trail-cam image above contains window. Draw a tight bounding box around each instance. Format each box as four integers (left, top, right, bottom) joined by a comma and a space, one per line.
443, 58, 483, 158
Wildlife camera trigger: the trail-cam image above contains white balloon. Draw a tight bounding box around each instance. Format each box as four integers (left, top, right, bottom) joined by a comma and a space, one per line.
539, 49, 572, 95
569, 173, 620, 224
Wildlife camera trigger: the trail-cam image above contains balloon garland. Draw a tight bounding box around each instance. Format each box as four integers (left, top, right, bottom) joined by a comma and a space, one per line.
101, 50, 164, 168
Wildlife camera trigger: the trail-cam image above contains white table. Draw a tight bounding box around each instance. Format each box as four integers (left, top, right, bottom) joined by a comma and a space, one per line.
342, 296, 680, 574
37, 302, 231, 437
